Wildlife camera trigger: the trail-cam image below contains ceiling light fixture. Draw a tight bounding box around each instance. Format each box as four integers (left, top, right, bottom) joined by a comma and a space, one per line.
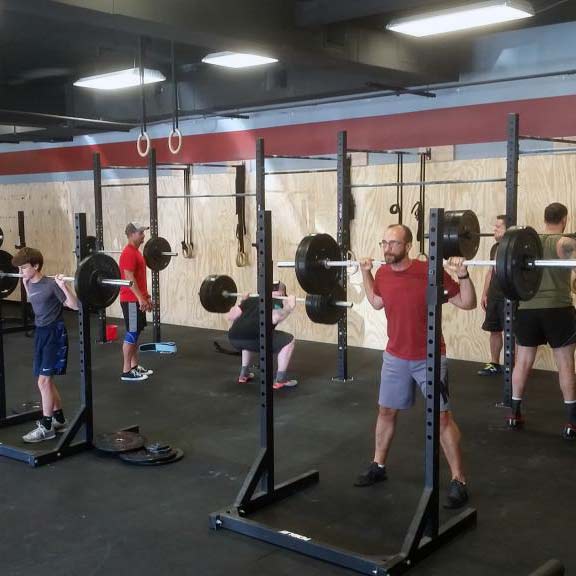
73, 67, 166, 90
386, 0, 534, 38
202, 51, 278, 69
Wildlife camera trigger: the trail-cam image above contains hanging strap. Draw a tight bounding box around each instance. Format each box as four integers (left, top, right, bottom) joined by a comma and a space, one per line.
235, 165, 248, 267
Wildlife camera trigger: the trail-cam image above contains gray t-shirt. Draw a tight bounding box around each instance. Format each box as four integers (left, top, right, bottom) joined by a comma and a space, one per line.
27, 277, 67, 327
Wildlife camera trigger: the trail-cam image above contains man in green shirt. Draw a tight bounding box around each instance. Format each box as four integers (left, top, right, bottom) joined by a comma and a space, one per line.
509, 203, 576, 440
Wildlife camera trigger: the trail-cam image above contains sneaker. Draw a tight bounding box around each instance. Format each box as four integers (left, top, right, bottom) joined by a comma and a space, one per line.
22, 421, 56, 443
121, 368, 148, 382
52, 417, 67, 433
477, 363, 502, 376
507, 414, 524, 430
562, 424, 576, 440
353, 462, 388, 487
135, 365, 153, 376
273, 379, 298, 390
444, 479, 469, 509
238, 372, 255, 384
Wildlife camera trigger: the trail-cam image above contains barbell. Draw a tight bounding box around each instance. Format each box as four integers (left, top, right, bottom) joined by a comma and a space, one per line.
0, 250, 131, 309
199, 274, 353, 325
278, 212, 576, 301
81, 236, 178, 272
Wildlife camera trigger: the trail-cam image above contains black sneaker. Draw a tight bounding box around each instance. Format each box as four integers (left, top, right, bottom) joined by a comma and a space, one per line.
444, 479, 469, 509
562, 424, 576, 440
353, 462, 387, 487
477, 362, 502, 376
121, 368, 148, 382
507, 414, 524, 430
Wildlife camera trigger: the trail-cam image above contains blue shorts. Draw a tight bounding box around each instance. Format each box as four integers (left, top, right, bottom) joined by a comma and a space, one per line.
34, 320, 68, 377
379, 352, 450, 411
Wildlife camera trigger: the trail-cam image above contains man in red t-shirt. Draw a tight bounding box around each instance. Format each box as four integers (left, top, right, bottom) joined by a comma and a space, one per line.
119, 222, 153, 382
354, 224, 476, 509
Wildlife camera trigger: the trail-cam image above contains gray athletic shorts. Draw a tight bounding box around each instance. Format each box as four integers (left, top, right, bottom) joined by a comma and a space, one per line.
379, 352, 450, 411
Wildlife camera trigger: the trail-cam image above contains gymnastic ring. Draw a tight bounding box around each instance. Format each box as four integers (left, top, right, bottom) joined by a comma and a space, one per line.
168, 128, 182, 155
236, 251, 249, 267
137, 132, 151, 158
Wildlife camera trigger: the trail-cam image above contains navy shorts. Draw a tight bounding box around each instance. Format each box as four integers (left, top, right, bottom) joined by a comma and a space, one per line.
34, 320, 68, 377
121, 301, 147, 343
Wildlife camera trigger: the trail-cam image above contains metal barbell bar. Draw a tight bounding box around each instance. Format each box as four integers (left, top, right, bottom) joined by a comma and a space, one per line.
0, 271, 131, 287
222, 290, 352, 308
277, 259, 385, 268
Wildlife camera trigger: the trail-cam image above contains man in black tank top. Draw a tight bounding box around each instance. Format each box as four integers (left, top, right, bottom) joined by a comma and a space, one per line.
478, 215, 507, 376
510, 203, 576, 440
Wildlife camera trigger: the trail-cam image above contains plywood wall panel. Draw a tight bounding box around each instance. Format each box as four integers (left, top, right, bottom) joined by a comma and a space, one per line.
2, 152, 576, 372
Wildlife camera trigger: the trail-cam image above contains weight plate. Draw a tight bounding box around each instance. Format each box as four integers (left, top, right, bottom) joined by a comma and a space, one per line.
443, 210, 480, 259
305, 283, 346, 325
0, 226, 4, 248
143, 237, 172, 271
199, 274, 237, 313
295, 234, 341, 295
0, 250, 20, 299
495, 226, 543, 301
74, 252, 121, 309
119, 447, 184, 466
94, 431, 146, 453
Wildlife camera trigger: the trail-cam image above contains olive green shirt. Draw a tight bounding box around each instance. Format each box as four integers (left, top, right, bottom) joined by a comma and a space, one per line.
519, 235, 573, 309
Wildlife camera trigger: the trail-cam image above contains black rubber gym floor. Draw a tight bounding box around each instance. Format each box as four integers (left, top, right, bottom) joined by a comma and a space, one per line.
0, 305, 573, 576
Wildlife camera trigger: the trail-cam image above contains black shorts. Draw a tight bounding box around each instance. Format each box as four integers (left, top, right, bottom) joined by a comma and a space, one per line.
229, 331, 294, 354
481, 299, 505, 332
34, 320, 68, 377
514, 307, 576, 348
121, 301, 147, 341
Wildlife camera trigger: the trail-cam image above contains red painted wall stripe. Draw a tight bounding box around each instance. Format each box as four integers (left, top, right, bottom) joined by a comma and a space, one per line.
1, 94, 576, 176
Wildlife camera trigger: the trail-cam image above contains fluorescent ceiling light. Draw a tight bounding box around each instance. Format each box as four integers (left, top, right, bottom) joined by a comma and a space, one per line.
73, 67, 166, 90
202, 51, 278, 69
386, 0, 534, 38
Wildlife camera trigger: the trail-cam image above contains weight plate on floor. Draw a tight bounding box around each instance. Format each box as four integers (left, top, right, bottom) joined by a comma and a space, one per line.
94, 431, 146, 453
295, 233, 341, 295
495, 226, 543, 301
119, 446, 184, 466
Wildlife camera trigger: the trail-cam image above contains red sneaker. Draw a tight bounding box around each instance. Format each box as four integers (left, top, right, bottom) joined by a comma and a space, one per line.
273, 379, 298, 390
238, 373, 255, 384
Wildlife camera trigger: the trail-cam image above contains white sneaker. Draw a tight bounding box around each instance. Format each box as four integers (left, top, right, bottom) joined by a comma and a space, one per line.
53, 418, 67, 433
22, 421, 56, 443
135, 365, 154, 376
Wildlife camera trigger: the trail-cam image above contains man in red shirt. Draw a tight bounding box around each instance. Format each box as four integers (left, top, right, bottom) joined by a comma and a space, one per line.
354, 224, 476, 509
119, 222, 153, 382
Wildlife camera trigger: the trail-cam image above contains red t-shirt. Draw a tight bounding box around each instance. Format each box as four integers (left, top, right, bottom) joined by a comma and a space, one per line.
373, 260, 460, 360
119, 244, 149, 303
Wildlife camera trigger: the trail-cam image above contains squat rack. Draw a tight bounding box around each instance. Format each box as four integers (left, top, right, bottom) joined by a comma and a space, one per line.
0, 213, 96, 466
210, 140, 477, 571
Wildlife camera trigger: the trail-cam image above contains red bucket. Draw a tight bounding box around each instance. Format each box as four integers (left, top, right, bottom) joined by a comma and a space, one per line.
105, 324, 118, 341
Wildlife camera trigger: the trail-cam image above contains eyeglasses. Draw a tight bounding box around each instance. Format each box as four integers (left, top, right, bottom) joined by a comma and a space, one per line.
379, 240, 405, 249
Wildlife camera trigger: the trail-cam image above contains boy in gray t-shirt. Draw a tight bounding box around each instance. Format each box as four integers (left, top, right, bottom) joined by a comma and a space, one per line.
12, 248, 78, 443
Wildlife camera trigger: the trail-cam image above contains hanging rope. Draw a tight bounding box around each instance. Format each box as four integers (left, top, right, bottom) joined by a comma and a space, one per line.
181, 166, 195, 258
168, 41, 182, 155
136, 37, 150, 157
